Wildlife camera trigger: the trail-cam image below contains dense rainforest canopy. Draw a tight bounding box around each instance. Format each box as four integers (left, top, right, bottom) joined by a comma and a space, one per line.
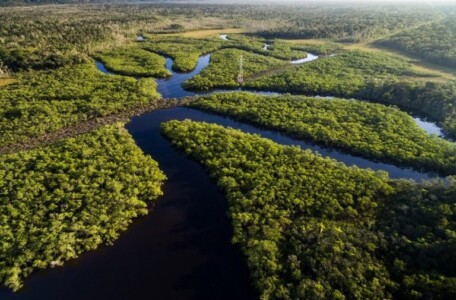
141, 34, 310, 73
1, 2, 456, 298
0, 3, 444, 72
0, 124, 166, 291
183, 47, 442, 97
245, 50, 425, 95
243, 51, 456, 139
142, 36, 225, 72
192, 92, 456, 175
254, 7, 441, 43
162, 120, 456, 300
0, 63, 160, 147
185, 49, 289, 90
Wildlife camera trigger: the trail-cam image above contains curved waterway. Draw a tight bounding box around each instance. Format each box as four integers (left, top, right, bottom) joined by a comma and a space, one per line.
0, 107, 257, 300
95, 61, 114, 75
0, 105, 437, 300
2, 44, 446, 300
290, 52, 319, 64
157, 55, 210, 98
413, 116, 443, 136
102, 46, 443, 137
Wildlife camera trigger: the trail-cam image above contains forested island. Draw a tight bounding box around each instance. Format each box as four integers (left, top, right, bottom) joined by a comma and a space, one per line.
1, 1, 456, 299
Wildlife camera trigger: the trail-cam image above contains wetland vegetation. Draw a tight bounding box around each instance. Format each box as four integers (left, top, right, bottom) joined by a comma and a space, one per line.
94, 47, 171, 77
0, 124, 166, 291
142, 36, 224, 72
1, 2, 456, 299
185, 48, 289, 90
0, 63, 160, 147
244, 50, 456, 139
192, 92, 456, 175
162, 120, 456, 300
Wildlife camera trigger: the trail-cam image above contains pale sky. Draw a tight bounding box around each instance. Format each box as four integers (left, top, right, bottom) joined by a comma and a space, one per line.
197, 0, 456, 4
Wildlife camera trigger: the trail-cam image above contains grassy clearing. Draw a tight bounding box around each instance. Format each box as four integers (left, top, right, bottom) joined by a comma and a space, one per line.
0, 78, 16, 87
341, 42, 456, 81
148, 28, 247, 39
283, 38, 456, 81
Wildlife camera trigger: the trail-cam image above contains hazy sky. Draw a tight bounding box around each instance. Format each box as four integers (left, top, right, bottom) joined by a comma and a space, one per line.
202, 0, 456, 4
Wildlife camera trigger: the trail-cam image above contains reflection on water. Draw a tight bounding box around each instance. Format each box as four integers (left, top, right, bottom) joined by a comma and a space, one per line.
413, 117, 443, 136
290, 52, 319, 64
95, 61, 113, 74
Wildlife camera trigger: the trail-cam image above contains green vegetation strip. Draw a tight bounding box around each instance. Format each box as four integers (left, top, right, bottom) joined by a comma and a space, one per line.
0, 97, 196, 156
255, 7, 438, 42
162, 119, 456, 300
184, 48, 288, 90
143, 36, 224, 72
0, 63, 160, 148
246, 50, 420, 95
192, 92, 456, 175
224, 34, 309, 60
142, 35, 311, 74
245, 50, 456, 139
0, 124, 166, 291
94, 47, 171, 78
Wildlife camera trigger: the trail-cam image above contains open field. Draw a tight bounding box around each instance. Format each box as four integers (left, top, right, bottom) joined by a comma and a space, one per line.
283, 38, 336, 46
148, 28, 247, 39
343, 42, 456, 81
0, 78, 16, 87
284, 38, 456, 81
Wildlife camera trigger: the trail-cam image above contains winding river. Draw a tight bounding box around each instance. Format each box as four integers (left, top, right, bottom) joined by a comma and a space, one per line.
0, 41, 446, 300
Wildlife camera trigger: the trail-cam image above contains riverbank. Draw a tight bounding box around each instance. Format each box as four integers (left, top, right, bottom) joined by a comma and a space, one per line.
0, 97, 196, 155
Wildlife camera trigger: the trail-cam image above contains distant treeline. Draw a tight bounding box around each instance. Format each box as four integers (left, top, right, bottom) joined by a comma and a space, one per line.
377, 17, 456, 69
254, 7, 441, 42
0, 0, 173, 5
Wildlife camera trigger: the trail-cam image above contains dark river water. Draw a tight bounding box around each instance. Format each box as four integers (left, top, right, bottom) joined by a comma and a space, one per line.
0, 48, 445, 300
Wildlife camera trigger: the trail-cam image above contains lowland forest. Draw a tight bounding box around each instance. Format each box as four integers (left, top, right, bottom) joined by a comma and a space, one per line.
1, 1, 456, 299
